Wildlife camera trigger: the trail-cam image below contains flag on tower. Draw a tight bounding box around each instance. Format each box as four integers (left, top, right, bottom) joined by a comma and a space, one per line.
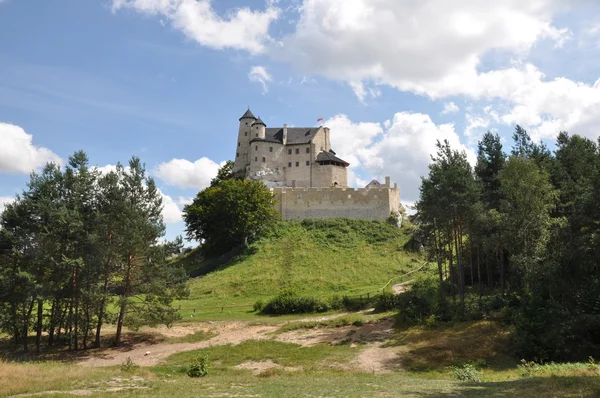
317, 117, 324, 122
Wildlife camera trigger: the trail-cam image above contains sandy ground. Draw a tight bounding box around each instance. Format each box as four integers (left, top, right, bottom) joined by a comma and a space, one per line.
77, 315, 401, 373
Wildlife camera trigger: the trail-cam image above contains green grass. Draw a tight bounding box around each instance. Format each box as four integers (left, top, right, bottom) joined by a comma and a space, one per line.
4, 319, 600, 397
173, 219, 422, 320
159, 339, 355, 372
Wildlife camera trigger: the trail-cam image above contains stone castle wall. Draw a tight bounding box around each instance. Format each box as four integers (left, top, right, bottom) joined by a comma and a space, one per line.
271, 183, 401, 221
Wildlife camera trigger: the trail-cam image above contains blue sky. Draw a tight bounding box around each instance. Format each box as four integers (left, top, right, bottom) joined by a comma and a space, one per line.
1, 0, 600, 242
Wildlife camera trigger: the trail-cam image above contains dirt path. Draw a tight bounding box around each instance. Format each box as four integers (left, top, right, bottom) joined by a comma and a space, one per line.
392, 279, 414, 294
78, 322, 277, 367
78, 317, 402, 374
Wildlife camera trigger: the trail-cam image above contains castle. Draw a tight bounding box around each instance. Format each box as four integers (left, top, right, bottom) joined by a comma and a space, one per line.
233, 108, 402, 222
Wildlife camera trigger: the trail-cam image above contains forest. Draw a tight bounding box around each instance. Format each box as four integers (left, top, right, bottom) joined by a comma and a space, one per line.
0, 152, 188, 353
415, 126, 600, 361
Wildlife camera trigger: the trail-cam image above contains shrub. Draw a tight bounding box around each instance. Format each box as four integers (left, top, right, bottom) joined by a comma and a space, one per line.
396, 278, 439, 325
375, 290, 397, 312
253, 300, 264, 312
120, 357, 139, 372
517, 359, 541, 377
451, 364, 482, 382
187, 354, 210, 378
260, 289, 342, 315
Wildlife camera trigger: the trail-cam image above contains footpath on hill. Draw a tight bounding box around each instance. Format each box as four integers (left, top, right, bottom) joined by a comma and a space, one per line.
78, 311, 399, 373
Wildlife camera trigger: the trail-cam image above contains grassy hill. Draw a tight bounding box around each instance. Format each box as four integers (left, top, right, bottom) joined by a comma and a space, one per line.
173, 219, 423, 319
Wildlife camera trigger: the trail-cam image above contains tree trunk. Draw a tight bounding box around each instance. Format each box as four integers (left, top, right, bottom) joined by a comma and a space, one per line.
95, 277, 109, 348
73, 268, 79, 350
477, 244, 482, 302
48, 299, 57, 347
82, 308, 89, 350
22, 301, 34, 354
433, 218, 444, 285
500, 248, 505, 297
35, 299, 43, 353
115, 256, 133, 347
486, 253, 493, 289
447, 228, 456, 303
469, 240, 474, 287
454, 217, 464, 308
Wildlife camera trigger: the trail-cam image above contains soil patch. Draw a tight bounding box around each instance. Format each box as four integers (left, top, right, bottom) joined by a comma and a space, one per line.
234, 360, 301, 375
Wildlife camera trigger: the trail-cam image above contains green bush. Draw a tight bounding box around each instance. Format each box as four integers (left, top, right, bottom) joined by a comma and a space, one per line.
396, 278, 439, 325
451, 364, 482, 382
253, 299, 264, 312
260, 289, 344, 315
187, 354, 210, 378
375, 290, 397, 311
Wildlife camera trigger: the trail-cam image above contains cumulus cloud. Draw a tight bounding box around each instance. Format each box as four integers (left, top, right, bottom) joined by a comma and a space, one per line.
159, 190, 183, 223
111, 0, 280, 54
0, 122, 62, 174
155, 157, 221, 189
279, 0, 571, 93
325, 112, 475, 202
249, 66, 273, 94
442, 102, 460, 114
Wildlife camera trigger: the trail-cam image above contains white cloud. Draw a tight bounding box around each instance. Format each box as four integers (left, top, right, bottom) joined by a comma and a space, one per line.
248, 66, 272, 94
155, 157, 221, 189
279, 0, 571, 94
0, 196, 15, 214
442, 102, 460, 114
159, 190, 183, 223
111, 0, 280, 54
0, 122, 62, 174
325, 112, 475, 202
349, 81, 381, 104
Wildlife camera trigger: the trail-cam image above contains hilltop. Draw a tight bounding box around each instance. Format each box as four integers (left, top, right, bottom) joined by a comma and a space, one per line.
172, 219, 423, 319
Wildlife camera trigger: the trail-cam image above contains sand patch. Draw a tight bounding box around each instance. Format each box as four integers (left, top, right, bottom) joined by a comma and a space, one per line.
234, 360, 301, 375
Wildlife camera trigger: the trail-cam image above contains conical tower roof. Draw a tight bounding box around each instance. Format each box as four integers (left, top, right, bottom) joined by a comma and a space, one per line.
239, 108, 256, 121
252, 117, 266, 126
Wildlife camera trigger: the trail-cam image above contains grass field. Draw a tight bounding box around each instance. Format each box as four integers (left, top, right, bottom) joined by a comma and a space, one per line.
3, 320, 600, 397
173, 219, 423, 320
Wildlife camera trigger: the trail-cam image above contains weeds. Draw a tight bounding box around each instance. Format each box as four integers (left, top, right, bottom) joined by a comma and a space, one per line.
450, 364, 481, 382
187, 354, 210, 378
120, 357, 139, 372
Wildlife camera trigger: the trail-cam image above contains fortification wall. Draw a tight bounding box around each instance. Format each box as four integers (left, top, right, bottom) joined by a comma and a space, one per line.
271, 185, 400, 221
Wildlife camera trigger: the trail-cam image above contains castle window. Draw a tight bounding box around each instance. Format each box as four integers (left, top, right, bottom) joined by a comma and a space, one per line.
262, 157, 266, 162
288, 162, 292, 167
295, 161, 299, 167
306, 161, 309, 166
256, 134, 258, 137
236, 153, 239, 158
246, 123, 248, 126
288, 149, 292, 155
269, 147, 273, 152
245, 132, 248, 136
238, 142, 240, 147
255, 157, 257, 162
306, 147, 310, 153
295, 148, 300, 154
255, 146, 258, 151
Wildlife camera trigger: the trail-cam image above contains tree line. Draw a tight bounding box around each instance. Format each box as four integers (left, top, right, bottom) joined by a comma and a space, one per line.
416, 126, 600, 361
0, 151, 188, 353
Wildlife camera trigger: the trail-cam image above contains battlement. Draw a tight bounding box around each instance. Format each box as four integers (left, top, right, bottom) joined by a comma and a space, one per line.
270, 178, 400, 222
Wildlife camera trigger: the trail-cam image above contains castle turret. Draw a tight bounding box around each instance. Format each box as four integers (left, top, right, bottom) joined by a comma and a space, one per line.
233, 108, 256, 175
252, 117, 266, 139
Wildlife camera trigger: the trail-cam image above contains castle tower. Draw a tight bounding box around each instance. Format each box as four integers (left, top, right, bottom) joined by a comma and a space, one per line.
252, 117, 266, 139
233, 108, 256, 175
